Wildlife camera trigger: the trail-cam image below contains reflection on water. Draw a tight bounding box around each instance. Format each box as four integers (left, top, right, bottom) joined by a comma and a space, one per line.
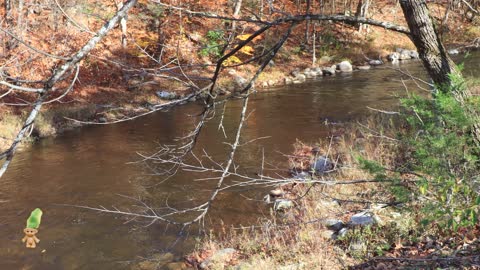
1, 53, 479, 269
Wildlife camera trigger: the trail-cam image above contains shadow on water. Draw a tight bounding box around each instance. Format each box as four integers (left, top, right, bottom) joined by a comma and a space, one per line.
1, 53, 479, 269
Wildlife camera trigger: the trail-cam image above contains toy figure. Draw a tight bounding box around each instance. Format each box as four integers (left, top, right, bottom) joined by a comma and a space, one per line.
22, 208, 43, 248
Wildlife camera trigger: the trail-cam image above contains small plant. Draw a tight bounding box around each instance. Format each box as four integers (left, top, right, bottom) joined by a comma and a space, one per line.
199, 30, 224, 58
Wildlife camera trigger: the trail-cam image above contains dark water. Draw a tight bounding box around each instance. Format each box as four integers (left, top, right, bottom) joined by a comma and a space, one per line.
1, 54, 479, 269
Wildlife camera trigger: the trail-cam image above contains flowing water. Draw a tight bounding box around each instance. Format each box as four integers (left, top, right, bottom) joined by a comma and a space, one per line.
1, 54, 479, 269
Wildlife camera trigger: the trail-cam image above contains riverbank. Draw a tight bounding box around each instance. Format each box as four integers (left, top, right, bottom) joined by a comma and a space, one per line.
2, 0, 479, 154
182, 107, 480, 269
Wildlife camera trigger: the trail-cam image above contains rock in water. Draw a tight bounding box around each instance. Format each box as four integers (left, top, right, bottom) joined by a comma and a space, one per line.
322, 66, 335, 76
337, 61, 353, 72
368, 59, 383, 66
387, 52, 399, 61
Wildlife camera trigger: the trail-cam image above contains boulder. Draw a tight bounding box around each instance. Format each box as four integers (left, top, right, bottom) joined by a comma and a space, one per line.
338, 227, 349, 238
156, 90, 177, 100
398, 50, 411, 60
290, 69, 301, 77
322, 219, 345, 232
311, 156, 334, 174
312, 67, 323, 76
368, 59, 383, 66
322, 66, 336, 76
293, 74, 306, 83
284, 77, 293, 85
350, 211, 376, 226
337, 61, 353, 72
387, 52, 399, 62
303, 69, 316, 78
274, 199, 294, 211
409, 50, 419, 59
448, 49, 460, 55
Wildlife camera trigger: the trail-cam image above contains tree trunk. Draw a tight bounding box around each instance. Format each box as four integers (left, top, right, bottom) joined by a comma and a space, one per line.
399, 0, 480, 146
399, 0, 461, 90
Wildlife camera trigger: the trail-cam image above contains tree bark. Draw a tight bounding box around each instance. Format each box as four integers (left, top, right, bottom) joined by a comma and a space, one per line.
400, 0, 480, 146
399, 0, 461, 90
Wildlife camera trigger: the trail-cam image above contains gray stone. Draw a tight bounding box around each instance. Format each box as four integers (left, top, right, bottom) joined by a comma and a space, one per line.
323, 219, 345, 232
368, 59, 383, 66
322, 67, 335, 76
274, 199, 294, 211
337, 61, 353, 72
284, 77, 293, 85
448, 49, 460, 55
98, 117, 107, 123
350, 212, 375, 226
156, 91, 177, 100
312, 67, 323, 76
409, 50, 419, 59
338, 227, 349, 238
387, 52, 399, 61
291, 69, 301, 77
294, 73, 306, 82
304, 70, 315, 78
399, 50, 412, 60
311, 156, 334, 174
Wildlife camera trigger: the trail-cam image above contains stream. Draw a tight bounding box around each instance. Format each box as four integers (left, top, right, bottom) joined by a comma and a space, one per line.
1, 53, 479, 269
